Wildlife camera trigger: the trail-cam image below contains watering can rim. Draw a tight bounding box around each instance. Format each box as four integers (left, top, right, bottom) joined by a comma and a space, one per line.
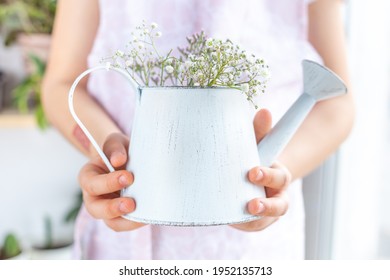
138, 86, 243, 91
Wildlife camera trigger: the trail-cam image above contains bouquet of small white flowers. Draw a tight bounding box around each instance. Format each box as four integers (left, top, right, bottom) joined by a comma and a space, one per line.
102, 21, 270, 108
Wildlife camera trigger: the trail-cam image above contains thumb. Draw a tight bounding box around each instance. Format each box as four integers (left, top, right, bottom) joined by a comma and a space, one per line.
102, 133, 130, 169
254, 109, 272, 143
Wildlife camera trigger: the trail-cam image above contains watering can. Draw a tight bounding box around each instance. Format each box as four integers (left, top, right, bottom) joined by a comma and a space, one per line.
68, 60, 347, 226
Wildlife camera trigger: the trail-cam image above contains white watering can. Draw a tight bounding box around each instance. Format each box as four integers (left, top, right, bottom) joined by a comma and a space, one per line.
68, 60, 347, 226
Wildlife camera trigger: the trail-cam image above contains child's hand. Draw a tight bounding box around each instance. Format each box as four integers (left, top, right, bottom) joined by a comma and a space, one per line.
231, 109, 291, 232
78, 133, 145, 231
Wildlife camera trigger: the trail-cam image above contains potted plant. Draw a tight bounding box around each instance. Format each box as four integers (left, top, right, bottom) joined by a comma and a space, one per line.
0, 0, 57, 72
30, 192, 82, 259
30, 215, 72, 260
12, 53, 47, 128
0, 233, 24, 260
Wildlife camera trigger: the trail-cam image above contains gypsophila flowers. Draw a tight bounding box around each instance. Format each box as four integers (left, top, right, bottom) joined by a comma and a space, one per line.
101, 21, 270, 108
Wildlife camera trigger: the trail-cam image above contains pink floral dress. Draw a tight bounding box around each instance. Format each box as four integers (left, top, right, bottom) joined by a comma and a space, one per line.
73, 0, 321, 259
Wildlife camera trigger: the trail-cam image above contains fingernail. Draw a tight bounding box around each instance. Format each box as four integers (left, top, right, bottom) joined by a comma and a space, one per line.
119, 175, 129, 186
111, 151, 125, 161
255, 169, 263, 181
119, 201, 131, 213
256, 201, 265, 214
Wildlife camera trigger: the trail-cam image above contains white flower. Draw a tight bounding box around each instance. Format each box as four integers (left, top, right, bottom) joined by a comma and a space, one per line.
206, 38, 214, 48
115, 50, 124, 57
125, 58, 133, 67
178, 64, 186, 72
165, 65, 174, 74
260, 69, 270, 79
247, 54, 256, 64
101, 25, 269, 108
137, 42, 144, 49
240, 83, 250, 92
184, 60, 193, 68
251, 65, 260, 72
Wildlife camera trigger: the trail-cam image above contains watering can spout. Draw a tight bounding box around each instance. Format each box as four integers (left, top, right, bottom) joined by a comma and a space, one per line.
257, 60, 347, 167
303, 59, 347, 101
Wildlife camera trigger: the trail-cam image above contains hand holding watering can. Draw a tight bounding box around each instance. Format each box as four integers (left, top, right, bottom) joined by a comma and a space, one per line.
69, 60, 347, 227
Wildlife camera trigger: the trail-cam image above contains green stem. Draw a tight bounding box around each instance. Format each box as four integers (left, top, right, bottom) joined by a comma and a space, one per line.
44, 216, 53, 249
207, 62, 227, 87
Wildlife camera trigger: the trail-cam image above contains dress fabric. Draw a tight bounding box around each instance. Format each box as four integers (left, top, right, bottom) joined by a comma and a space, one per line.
73, 0, 321, 260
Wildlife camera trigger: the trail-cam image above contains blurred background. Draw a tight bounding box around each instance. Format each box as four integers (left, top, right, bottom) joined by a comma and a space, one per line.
0, 0, 389, 259
0, 0, 84, 259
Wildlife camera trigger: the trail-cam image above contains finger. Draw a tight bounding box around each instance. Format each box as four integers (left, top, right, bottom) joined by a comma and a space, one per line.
253, 108, 272, 143
231, 216, 278, 232
79, 162, 134, 196
248, 165, 291, 190
247, 194, 289, 217
103, 133, 130, 169
84, 196, 136, 220
104, 217, 145, 232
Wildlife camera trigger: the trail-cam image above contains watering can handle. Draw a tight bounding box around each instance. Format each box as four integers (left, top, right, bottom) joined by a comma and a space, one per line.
68, 65, 139, 173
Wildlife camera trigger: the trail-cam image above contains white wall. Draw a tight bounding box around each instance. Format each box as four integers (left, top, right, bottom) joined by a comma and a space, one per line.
0, 128, 86, 247
1, 34, 87, 248
332, 0, 390, 259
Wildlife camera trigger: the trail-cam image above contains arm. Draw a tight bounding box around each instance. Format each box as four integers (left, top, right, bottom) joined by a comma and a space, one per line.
233, 0, 354, 231
278, 0, 355, 179
42, 0, 121, 157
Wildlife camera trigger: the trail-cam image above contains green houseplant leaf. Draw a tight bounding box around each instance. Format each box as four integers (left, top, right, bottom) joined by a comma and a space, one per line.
0, 233, 22, 259
12, 53, 48, 129
0, 0, 57, 45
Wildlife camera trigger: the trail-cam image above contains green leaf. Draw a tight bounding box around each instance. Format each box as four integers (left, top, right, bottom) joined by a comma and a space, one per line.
0, 0, 57, 45
12, 77, 34, 113
64, 192, 83, 223
44, 216, 53, 249
29, 54, 46, 75
12, 54, 49, 129
35, 104, 48, 130
1, 233, 21, 259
